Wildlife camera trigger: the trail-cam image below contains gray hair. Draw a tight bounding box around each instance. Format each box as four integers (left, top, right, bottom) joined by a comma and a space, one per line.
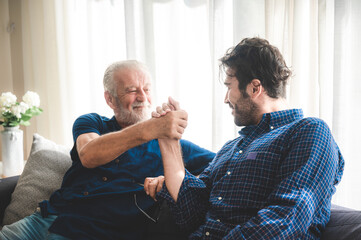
103, 60, 151, 97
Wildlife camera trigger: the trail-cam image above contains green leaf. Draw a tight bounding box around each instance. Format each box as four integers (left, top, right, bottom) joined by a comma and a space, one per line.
20, 120, 30, 126
9, 122, 19, 127
26, 107, 41, 116
21, 114, 32, 121
27, 108, 35, 114
32, 108, 43, 115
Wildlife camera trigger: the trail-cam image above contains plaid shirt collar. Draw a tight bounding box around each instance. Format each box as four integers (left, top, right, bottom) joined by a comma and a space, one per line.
239, 109, 304, 137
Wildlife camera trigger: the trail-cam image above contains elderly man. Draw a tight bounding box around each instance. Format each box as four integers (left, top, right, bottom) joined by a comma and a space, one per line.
0, 60, 215, 240
147, 37, 345, 239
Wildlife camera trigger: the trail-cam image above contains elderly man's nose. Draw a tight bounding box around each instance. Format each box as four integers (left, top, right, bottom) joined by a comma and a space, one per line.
137, 89, 147, 101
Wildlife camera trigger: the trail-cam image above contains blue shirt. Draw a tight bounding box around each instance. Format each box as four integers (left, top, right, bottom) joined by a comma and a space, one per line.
40, 113, 215, 240
158, 109, 344, 239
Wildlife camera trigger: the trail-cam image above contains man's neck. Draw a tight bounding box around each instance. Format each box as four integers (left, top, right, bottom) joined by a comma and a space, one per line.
255, 97, 289, 124
263, 97, 288, 113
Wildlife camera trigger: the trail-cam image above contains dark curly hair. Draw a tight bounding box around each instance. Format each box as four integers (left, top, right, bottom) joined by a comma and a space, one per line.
220, 37, 291, 98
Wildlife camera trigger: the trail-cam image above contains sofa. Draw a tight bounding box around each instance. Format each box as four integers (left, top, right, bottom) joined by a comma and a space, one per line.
0, 134, 361, 239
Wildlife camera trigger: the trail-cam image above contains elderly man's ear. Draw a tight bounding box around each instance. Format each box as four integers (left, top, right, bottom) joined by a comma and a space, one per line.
104, 91, 117, 110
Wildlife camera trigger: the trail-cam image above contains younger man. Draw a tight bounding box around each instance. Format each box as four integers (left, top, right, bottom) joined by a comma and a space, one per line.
149, 38, 344, 239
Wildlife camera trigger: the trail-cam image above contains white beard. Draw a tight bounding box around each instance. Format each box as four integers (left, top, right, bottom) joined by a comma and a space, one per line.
116, 100, 151, 126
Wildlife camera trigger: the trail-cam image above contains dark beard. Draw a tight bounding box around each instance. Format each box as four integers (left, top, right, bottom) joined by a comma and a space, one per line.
233, 95, 258, 127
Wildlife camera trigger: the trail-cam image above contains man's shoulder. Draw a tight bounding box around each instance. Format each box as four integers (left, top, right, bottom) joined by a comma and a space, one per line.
75, 113, 110, 123
72, 113, 117, 140
297, 116, 327, 125
285, 116, 333, 143
290, 116, 330, 132
73, 113, 116, 128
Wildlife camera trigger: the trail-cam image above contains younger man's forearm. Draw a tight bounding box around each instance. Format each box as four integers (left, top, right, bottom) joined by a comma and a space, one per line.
158, 139, 185, 202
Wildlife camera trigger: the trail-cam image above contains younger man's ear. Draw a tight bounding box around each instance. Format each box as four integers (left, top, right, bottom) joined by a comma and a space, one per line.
250, 79, 262, 95
104, 91, 116, 110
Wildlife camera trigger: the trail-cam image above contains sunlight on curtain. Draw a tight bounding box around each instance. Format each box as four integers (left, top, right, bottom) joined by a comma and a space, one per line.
331, 0, 361, 210
151, 1, 214, 149
21, 0, 128, 148
21, 0, 64, 149
54, 0, 127, 145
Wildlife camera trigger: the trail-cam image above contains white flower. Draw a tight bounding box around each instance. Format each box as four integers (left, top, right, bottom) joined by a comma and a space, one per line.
1, 106, 8, 113
1, 91, 42, 127
23, 91, 40, 108
0, 92, 17, 108
10, 105, 22, 118
19, 102, 29, 113
1, 107, 7, 116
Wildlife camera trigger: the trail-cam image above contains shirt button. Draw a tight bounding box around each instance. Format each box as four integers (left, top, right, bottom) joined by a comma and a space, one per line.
270, 126, 274, 130
227, 171, 231, 175
218, 197, 222, 200
83, 191, 89, 196
217, 219, 221, 222
102, 177, 108, 181
115, 159, 120, 163
239, 150, 243, 154
205, 232, 210, 236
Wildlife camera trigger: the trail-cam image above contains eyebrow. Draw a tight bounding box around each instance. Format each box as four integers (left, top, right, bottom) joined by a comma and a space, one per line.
226, 72, 235, 77
125, 84, 151, 91
125, 86, 137, 91
224, 81, 231, 86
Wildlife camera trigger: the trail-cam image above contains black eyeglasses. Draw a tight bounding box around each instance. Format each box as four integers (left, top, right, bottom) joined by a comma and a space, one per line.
134, 193, 162, 223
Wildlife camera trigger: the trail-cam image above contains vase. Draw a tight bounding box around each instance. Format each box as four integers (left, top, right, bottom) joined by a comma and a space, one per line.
1, 126, 24, 178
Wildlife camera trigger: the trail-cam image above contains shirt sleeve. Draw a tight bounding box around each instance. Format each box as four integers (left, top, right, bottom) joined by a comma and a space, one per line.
157, 152, 217, 233
72, 113, 103, 142
180, 139, 216, 175
223, 118, 344, 239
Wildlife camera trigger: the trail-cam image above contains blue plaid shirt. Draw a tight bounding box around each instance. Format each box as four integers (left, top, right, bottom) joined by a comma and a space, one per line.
158, 109, 344, 239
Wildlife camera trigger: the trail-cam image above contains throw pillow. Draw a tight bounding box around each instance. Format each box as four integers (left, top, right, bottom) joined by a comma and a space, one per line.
2, 134, 72, 225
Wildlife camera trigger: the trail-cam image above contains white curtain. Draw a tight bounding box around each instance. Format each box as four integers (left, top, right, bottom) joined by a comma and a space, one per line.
19, 0, 361, 209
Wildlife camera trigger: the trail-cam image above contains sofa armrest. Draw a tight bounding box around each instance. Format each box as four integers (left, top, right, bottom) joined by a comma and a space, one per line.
0, 175, 19, 225
322, 204, 361, 240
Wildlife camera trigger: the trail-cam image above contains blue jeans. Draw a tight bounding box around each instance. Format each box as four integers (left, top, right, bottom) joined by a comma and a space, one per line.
0, 212, 70, 240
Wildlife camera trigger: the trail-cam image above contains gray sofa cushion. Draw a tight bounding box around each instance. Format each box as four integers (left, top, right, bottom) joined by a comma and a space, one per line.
321, 204, 361, 239
0, 176, 19, 226
2, 134, 71, 225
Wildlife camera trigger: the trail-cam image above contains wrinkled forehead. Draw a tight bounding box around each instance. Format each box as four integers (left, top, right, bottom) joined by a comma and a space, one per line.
114, 67, 152, 88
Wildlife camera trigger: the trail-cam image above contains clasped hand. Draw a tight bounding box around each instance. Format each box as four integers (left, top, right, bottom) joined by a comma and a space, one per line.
151, 96, 188, 140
